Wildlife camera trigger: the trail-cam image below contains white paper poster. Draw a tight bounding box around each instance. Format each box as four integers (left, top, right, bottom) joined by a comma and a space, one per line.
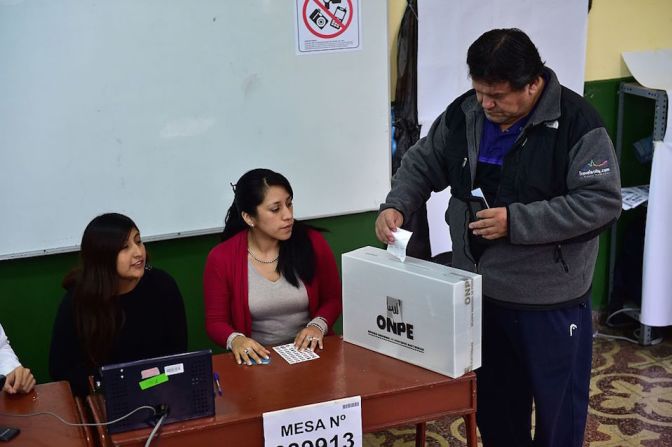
641, 139, 672, 327
417, 0, 589, 256
295, 0, 361, 54
623, 49, 672, 327
622, 50, 672, 92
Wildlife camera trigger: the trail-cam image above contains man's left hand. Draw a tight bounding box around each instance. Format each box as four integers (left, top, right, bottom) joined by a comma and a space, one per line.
468, 207, 508, 240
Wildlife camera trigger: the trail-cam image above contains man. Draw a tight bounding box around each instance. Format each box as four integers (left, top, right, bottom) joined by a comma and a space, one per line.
0, 323, 36, 394
375, 29, 621, 447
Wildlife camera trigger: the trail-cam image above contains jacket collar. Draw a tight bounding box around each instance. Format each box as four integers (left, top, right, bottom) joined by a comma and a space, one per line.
528, 67, 562, 126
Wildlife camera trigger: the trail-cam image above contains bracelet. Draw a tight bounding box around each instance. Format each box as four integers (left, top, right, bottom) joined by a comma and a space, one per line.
307, 321, 327, 335
227, 332, 245, 350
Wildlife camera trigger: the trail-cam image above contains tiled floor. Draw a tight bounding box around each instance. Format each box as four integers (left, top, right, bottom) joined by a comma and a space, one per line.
363, 327, 672, 446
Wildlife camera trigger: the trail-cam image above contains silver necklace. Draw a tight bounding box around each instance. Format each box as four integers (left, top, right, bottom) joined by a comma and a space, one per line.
247, 248, 278, 264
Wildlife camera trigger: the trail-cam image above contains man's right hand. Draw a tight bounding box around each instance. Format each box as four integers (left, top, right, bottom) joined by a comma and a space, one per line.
375, 209, 404, 244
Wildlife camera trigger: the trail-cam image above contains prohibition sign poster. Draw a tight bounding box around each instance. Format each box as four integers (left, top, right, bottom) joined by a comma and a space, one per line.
295, 0, 361, 54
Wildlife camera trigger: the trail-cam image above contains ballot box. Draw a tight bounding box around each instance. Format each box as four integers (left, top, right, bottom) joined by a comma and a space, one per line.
342, 246, 481, 378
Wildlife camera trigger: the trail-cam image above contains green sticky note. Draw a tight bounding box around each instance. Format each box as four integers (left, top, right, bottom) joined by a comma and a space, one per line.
139, 373, 169, 390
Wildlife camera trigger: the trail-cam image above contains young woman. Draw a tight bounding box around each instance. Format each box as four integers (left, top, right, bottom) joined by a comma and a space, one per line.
49, 213, 188, 396
204, 169, 342, 365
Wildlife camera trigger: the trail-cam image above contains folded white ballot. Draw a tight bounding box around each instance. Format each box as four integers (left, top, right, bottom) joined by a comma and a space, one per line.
387, 228, 413, 262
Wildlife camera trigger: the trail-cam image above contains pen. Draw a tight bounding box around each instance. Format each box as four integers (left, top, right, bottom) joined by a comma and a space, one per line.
213, 372, 222, 396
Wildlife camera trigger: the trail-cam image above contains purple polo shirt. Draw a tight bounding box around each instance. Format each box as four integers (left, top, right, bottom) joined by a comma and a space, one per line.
479, 115, 530, 165
474, 115, 529, 207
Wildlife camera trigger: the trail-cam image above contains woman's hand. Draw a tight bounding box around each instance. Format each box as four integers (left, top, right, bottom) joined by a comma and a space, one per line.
3, 366, 36, 394
231, 335, 270, 366
294, 326, 324, 352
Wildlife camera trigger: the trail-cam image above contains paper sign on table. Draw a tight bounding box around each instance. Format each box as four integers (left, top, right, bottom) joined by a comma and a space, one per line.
263, 396, 362, 447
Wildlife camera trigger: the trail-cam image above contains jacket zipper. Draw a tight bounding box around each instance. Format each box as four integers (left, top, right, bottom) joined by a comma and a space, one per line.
554, 244, 569, 273
470, 120, 479, 273
463, 149, 478, 272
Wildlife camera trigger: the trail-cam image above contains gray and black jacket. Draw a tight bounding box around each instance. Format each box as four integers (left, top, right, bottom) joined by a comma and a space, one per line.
381, 68, 622, 307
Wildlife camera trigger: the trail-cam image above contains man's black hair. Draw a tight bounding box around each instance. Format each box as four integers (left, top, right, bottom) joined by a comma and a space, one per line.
467, 28, 544, 90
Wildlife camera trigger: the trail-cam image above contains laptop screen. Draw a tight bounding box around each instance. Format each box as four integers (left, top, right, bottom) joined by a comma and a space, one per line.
99, 349, 215, 434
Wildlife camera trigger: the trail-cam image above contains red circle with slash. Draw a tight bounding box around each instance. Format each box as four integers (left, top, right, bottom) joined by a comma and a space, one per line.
302, 0, 354, 39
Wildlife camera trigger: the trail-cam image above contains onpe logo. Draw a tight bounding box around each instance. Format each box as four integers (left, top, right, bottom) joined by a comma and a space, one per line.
376, 297, 414, 340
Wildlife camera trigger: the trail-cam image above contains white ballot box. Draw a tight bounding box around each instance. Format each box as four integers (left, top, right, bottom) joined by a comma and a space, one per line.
342, 246, 481, 378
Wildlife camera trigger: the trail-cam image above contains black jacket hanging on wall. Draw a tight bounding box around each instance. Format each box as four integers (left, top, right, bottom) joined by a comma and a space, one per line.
392, 0, 420, 174
391, 0, 431, 260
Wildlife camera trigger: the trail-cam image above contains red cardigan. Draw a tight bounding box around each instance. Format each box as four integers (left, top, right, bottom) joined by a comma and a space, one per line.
203, 229, 342, 348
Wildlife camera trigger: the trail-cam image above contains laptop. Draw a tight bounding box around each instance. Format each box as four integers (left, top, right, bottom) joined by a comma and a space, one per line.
98, 349, 215, 434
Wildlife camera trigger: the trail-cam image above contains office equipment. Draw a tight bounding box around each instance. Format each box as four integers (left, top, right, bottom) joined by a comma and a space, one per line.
213, 372, 222, 396
608, 82, 669, 345
0, 1, 390, 260
98, 350, 214, 434
0, 426, 20, 442
342, 246, 482, 378
88, 337, 477, 447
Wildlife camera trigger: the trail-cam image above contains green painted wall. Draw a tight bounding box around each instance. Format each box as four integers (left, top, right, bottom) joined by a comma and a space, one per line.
1, 77, 653, 386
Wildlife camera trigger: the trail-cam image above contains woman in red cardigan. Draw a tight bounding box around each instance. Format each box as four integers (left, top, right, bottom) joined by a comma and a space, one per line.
204, 169, 342, 365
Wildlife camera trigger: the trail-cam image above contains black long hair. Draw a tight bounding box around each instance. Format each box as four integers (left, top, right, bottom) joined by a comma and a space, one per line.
63, 213, 139, 365
467, 28, 544, 90
221, 169, 316, 288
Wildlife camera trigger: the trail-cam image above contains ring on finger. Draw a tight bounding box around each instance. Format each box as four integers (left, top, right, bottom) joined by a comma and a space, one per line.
243, 348, 250, 354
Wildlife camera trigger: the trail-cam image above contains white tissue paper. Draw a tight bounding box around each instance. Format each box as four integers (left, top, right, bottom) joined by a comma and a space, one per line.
387, 228, 413, 262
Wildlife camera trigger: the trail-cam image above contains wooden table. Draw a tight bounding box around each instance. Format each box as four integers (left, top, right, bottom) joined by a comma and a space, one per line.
0, 381, 93, 447
90, 337, 477, 446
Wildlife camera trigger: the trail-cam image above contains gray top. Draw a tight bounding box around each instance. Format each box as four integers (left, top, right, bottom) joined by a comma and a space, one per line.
248, 262, 310, 345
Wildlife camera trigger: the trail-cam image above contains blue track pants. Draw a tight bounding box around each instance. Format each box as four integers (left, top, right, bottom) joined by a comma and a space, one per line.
475, 293, 592, 447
